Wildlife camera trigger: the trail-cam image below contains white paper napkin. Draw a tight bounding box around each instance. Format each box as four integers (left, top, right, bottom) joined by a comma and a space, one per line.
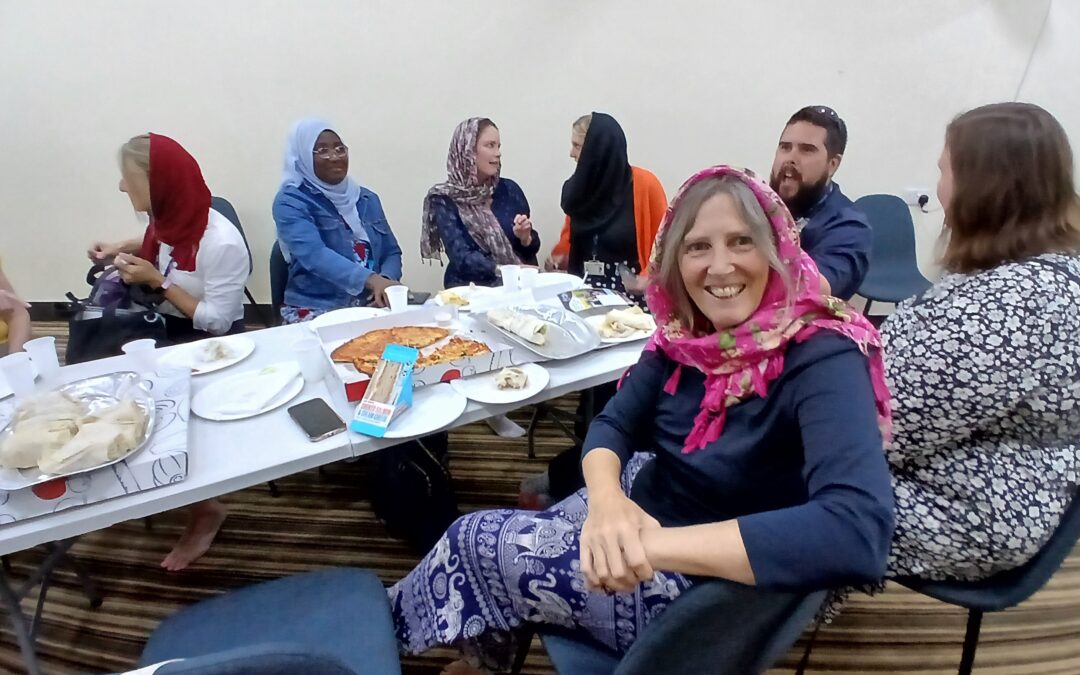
213, 364, 300, 415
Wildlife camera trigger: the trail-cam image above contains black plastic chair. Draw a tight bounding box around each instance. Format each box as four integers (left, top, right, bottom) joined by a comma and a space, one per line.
894, 495, 1080, 675
515, 582, 826, 675
211, 196, 272, 328
853, 194, 932, 316
270, 240, 288, 325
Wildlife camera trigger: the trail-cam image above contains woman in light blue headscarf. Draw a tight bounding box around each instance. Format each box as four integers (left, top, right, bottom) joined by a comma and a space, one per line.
273, 118, 403, 322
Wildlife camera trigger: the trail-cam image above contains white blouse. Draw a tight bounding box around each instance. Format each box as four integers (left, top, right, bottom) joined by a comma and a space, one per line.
157, 208, 249, 335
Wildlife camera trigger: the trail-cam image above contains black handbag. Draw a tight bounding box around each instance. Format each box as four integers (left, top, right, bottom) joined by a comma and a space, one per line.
64, 264, 169, 365
368, 433, 460, 553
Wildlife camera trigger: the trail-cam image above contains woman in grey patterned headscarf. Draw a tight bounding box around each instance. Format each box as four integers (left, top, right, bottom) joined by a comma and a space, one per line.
421, 117, 540, 288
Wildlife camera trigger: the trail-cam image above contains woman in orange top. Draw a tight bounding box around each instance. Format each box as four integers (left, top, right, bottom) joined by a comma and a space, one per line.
545, 113, 667, 303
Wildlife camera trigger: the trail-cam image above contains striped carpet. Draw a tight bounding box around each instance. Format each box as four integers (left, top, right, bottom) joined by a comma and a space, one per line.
1, 323, 1078, 674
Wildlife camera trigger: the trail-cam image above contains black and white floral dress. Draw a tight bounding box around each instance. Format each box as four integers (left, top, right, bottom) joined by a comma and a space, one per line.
883, 252, 1080, 580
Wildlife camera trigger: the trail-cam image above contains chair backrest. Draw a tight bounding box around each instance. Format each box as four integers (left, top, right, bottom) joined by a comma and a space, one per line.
148, 644, 357, 675
853, 194, 920, 269
211, 196, 253, 275
612, 581, 825, 675
899, 493, 1080, 612
270, 240, 288, 312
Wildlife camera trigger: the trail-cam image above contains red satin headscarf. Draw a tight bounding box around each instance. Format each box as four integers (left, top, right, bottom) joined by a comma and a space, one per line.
137, 134, 211, 272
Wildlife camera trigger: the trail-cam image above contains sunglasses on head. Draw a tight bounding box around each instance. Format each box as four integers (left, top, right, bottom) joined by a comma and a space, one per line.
803, 106, 846, 132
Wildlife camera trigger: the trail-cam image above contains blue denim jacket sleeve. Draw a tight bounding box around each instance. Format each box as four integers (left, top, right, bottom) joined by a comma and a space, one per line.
273, 189, 372, 295
363, 192, 403, 281
432, 195, 497, 281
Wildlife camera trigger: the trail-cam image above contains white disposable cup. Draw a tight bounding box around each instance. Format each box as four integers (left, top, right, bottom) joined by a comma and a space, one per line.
293, 339, 326, 383
386, 285, 409, 313
121, 339, 158, 374
518, 267, 539, 289
433, 306, 457, 326
0, 352, 36, 399
499, 265, 521, 292
22, 336, 60, 383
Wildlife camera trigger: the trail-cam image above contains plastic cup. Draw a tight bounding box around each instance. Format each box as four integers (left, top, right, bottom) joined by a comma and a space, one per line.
386, 285, 409, 313
499, 265, 521, 292
519, 267, 539, 289
121, 339, 158, 374
0, 352, 36, 399
293, 339, 326, 383
22, 336, 60, 383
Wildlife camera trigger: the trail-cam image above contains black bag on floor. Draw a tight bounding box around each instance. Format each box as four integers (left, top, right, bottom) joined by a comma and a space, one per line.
64, 264, 168, 365
368, 432, 460, 553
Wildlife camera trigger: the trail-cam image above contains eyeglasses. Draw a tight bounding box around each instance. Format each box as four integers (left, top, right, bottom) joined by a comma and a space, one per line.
313, 144, 349, 160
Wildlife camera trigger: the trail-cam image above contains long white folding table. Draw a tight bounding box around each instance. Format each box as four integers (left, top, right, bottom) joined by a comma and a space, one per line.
0, 321, 643, 674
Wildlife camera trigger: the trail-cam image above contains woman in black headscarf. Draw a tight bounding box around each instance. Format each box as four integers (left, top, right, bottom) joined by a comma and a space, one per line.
547, 112, 667, 301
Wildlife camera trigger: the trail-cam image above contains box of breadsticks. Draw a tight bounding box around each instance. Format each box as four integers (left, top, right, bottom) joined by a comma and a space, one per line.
314, 306, 535, 402
0, 369, 190, 525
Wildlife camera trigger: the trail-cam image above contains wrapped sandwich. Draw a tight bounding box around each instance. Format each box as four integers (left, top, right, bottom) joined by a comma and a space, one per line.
495, 367, 529, 390
89, 400, 149, 448
487, 309, 549, 346
14, 392, 83, 425
37, 422, 132, 474
0, 418, 79, 470
599, 306, 656, 339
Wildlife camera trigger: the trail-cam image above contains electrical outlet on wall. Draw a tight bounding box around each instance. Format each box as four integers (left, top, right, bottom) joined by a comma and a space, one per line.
903, 188, 931, 208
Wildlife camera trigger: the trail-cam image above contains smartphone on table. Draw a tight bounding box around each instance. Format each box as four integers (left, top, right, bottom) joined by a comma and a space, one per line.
287, 398, 347, 442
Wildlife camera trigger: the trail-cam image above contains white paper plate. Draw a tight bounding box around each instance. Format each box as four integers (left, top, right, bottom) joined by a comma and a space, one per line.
534, 272, 586, 290
433, 285, 496, 311
0, 362, 39, 400
158, 335, 255, 375
308, 307, 388, 332
583, 314, 656, 344
449, 363, 549, 405
191, 362, 304, 421
374, 383, 468, 439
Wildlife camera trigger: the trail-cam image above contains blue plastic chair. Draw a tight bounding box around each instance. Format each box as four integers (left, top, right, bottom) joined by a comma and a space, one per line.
211, 196, 272, 328
853, 194, 932, 315
130, 568, 402, 675
269, 240, 288, 323
524, 581, 827, 675
894, 495, 1080, 675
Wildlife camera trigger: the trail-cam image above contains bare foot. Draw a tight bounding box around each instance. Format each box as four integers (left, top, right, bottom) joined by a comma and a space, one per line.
440, 660, 491, 675
161, 500, 227, 571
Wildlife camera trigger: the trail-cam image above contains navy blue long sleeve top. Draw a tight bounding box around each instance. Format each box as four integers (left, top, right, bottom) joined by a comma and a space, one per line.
429, 177, 541, 288
801, 182, 872, 301
582, 333, 895, 591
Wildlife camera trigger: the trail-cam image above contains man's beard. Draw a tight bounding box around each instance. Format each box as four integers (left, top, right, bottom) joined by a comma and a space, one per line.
770, 171, 830, 220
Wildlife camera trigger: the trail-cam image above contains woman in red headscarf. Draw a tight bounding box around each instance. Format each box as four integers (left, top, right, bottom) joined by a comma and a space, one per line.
88, 134, 249, 342
87, 134, 249, 571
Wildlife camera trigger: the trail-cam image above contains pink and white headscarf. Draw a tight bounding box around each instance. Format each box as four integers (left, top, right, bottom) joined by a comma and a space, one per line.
644, 165, 892, 453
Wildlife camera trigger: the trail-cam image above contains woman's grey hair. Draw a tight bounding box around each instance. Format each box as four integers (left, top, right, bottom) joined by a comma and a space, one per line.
119, 134, 151, 175
656, 175, 793, 330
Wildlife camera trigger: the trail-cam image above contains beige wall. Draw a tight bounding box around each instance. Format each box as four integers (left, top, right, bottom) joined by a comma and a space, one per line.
1, 0, 1075, 301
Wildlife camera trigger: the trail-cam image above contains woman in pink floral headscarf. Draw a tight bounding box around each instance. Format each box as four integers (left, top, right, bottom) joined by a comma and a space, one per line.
390, 166, 894, 675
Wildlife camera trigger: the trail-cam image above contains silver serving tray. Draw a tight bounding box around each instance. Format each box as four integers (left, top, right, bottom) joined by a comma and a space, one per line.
0, 372, 156, 490
481, 306, 601, 360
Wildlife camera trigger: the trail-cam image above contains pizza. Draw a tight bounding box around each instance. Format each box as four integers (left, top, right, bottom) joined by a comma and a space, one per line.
330, 326, 451, 375
416, 337, 491, 368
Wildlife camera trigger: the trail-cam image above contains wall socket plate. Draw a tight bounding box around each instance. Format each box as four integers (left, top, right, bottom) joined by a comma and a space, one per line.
903, 188, 930, 207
